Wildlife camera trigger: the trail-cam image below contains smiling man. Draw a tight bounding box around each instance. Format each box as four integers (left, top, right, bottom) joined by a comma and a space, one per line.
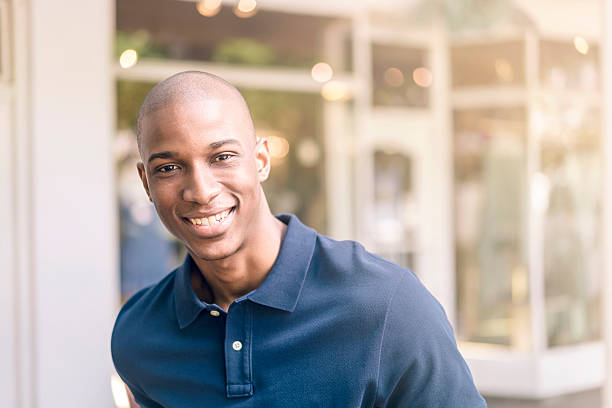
111, 71, 487, 407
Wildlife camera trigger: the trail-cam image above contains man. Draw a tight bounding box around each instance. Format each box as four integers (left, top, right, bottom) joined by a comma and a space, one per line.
111, 71, 487, 407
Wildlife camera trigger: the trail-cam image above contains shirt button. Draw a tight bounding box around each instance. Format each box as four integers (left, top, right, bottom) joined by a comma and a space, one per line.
232, 341, 243, 351
210, 310, 220, 317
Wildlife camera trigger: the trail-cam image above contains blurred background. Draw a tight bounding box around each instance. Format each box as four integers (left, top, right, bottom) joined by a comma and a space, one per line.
1, 0, 611, 406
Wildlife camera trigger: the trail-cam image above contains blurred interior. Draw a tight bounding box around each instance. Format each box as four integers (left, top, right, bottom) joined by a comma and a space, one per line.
0, 0, 608, 406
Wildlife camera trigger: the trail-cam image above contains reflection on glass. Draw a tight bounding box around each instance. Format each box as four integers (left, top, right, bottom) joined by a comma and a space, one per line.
241, 89, 327, 234
372, 150, 415, 271
116, 0, 350, 69
116, 81, 184, 301
540, 40, 599, 90
539, 102, 601, 347
372, 44, 429, 107
454, 108, 530, 348
451, 41, 525, 88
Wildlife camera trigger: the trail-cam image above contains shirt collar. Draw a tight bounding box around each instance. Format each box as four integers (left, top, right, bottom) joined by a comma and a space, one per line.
174, 214, 317, 329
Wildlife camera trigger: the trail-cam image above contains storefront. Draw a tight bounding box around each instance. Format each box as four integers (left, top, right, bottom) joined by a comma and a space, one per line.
0, 0, 607, 406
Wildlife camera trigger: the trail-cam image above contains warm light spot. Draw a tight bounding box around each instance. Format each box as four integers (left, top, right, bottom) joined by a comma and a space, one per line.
311, 62, 334, 83
574, 36, 589, 55
266, 134, 290, 160
383, 67, 405, 87
111, 373, 130, 408
196, 0, 222, 17
297, 139, 321, 167
234, 0, 257, 18
119, 49, 138, 69
494, 58, 514, 82
412, 67, 432, 88
321, 80, 351, 101
511, 266, 528, 303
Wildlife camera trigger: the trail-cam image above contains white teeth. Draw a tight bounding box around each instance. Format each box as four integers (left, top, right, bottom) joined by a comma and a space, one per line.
188, 209, 232, 226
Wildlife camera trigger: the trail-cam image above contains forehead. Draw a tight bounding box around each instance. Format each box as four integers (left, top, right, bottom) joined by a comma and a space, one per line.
140, 98, 254, 154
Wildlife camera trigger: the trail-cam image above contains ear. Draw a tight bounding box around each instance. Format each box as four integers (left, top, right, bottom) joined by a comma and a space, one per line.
137, 162, 153, 202
254, 137, 271, 182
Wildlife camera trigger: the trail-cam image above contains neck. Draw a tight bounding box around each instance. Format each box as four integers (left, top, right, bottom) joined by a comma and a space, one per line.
189, 211, 287, 312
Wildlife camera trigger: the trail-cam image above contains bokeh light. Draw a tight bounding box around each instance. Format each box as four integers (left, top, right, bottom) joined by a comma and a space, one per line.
412, 67, 432, 88
573, 36, 589, 55
196, 0, 222, 17
311, 62, 334, 83
266, 134, 290, 163
321, 81, 351, 101
297, 139, 321, 167
494, 58, 514, 82
234, 0, 258, 18
383, 67, 405, 87
119, 49, 138, 69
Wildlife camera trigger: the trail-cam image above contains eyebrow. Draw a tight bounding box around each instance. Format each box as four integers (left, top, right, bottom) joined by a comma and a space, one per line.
146, 139, 242, 164
147, 151, 178, 164
209, 138, 241, 150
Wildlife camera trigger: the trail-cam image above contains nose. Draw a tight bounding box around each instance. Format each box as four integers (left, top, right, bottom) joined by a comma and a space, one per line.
181, 164, 222, 204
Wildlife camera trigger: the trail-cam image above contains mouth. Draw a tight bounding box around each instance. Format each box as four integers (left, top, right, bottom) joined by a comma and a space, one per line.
181, 206, 236, 238
184, 206, 235, 227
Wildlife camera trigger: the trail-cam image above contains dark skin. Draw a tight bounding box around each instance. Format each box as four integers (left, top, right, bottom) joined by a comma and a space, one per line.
137, 92, 286, 312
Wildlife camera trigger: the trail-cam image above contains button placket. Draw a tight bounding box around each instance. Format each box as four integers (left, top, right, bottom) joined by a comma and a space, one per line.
224, 301, 253, 398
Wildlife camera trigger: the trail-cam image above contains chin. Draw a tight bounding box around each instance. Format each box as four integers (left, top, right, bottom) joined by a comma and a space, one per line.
188, 242, 242, 262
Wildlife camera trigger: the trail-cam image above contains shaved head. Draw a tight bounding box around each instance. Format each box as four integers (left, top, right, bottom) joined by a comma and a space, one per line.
136, 71, 255, 155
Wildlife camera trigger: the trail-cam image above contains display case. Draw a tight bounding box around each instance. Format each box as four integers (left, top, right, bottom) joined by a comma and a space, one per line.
451, 30, 603, 397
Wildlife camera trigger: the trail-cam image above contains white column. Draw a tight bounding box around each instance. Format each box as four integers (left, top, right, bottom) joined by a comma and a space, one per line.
351, 9, 374, 248
2, 0, 118, 407
428, 21, 455, 321
525, 28, 547, 353
602, 1, 612, 407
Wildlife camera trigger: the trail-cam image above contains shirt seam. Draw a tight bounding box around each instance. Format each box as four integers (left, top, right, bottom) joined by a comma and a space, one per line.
373, 267, 408, 406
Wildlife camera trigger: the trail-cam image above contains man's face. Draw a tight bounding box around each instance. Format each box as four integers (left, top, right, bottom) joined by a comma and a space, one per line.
137, 97, 270, 262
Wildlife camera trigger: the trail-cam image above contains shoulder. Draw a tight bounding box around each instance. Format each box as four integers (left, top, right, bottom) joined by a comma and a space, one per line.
314, 234, 409, 281
310, 234, 434, 320
313, 234, 427, 297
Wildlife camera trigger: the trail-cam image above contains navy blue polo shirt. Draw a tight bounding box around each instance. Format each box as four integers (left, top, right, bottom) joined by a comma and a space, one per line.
111, 214, 486, 407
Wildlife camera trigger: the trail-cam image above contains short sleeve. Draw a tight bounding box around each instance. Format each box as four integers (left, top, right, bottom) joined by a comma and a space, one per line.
375, 271, 487, 407
111, 288, 165, 408
116, 370, 164, 408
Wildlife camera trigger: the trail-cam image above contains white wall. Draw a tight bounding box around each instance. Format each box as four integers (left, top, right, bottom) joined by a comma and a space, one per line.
1, 0, 118, 407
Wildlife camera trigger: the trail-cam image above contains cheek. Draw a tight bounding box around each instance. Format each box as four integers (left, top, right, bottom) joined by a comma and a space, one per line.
149, 182, 178, 212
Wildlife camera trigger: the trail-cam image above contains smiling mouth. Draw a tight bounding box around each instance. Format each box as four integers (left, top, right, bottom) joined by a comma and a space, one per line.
184, 207, 235, 227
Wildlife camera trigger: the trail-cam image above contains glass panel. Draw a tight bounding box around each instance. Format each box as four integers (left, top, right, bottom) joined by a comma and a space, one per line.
538, 102, 602, 347
372, 150, 415, 271
116, 81, 327, 298
454, 107, 530, 348
451, 41, 525, 88
116, 81, 183, 301
372, 44, 429, 107
116, 0, 350, 70
241, 89, 327, 234
540, 39, 599, 91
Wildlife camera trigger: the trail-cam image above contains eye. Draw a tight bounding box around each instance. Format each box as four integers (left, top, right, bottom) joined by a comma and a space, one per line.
156, 164, 180, 174
214, 153, 234, 162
